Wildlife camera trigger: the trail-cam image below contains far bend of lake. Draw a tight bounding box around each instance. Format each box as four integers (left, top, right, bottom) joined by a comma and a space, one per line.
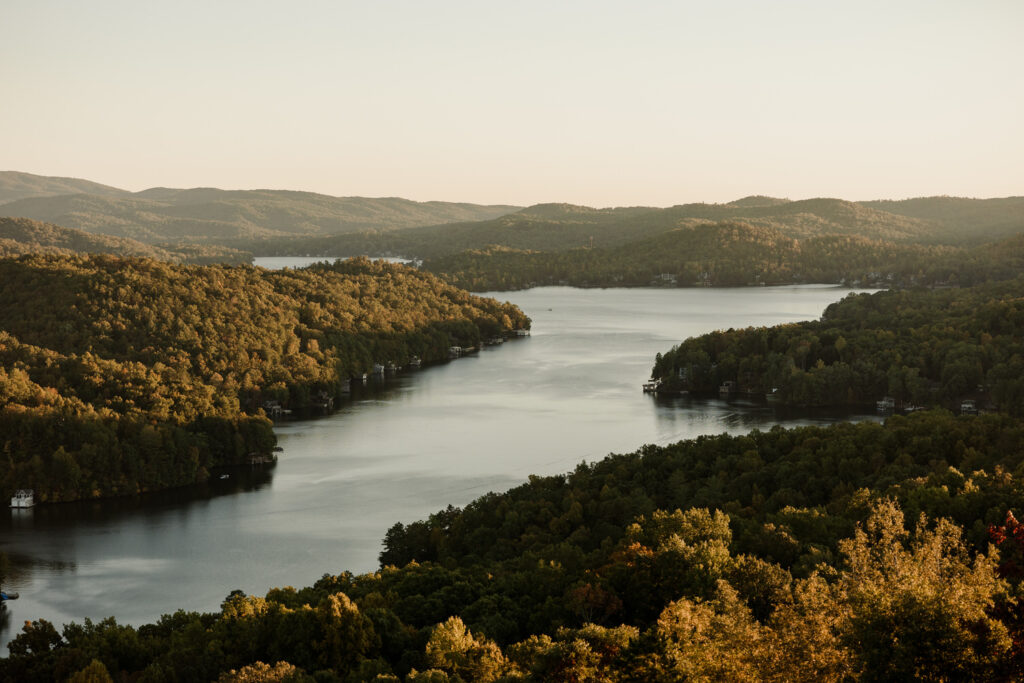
0, 284, 877, 648
253, 256, 412, 269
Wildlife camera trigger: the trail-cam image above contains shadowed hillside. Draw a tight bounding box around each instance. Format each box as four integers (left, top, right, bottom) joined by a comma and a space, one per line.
422, 221, 955, 290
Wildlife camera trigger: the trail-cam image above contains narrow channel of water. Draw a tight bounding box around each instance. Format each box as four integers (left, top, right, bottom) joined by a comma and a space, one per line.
1, 284, 874, 648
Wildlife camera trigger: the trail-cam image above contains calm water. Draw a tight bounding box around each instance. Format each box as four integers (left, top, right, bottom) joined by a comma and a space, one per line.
0, 284, 875, 648
253, 256, 413, 269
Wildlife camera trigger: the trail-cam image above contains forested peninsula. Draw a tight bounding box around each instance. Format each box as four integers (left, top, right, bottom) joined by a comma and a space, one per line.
4, 410, 1024, 680
0, 255, 528, 503
650, 277, 1024, 413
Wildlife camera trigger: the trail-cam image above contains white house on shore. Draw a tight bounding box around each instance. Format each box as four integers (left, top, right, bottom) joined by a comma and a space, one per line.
10, 489, 34, 508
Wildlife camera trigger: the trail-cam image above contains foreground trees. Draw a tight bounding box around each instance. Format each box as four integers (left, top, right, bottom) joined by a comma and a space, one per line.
3, 411, 1022, 680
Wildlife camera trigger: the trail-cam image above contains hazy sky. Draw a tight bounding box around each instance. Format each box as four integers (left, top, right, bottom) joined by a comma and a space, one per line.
2, 0, 1021, 206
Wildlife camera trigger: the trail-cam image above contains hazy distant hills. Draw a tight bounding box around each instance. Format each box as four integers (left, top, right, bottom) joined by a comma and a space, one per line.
0, 171, 130, 203
268, 196, 953, 259
0, 172, 521, 243
861, 196, 1024, 243
0, 216, 251, 264
1, 172, 1021, 262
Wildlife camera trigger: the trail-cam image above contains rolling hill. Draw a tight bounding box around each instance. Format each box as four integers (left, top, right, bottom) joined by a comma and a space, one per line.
861, 195, 1024, 244
422, 220, 956, 290
0, 216, 251, 264
0, 173, 521, 243
0, 170, 129, 204
265, 197, 944, 260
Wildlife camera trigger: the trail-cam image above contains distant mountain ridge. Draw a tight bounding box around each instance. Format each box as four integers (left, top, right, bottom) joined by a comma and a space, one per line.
0, 171, 129, 203
0, 172, 521, 243
267, 196, 950, 260
1, 172, 1020, 257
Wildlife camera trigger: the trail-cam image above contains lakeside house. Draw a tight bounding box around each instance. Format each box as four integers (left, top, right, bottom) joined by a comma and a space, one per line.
10, 489, 34, 508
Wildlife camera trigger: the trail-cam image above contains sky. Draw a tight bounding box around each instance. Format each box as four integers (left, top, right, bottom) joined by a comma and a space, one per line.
2, 0, 1022, 207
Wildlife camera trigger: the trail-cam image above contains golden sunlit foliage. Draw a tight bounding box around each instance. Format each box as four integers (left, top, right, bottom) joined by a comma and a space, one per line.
0, 254, 528, 502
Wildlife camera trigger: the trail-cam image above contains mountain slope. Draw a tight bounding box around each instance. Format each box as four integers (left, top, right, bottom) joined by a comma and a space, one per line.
422, 221, 953, 290
273, 197, 943, 260
0, 170, 129, 203
0, 181, 521, 243
0, 216, 252, 264
860, 196, 1024, 244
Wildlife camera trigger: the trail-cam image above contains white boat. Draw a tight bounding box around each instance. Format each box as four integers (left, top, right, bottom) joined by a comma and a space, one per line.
372, 363, 385, 375
10, 489, 34, 508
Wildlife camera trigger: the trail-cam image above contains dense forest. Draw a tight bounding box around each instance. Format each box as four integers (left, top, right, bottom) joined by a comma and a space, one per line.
650, 277, 1024, 413
0, 255, 528, 503
0, 217, 252, 265
420, 222, 963, 291
4, 410, 1024, 680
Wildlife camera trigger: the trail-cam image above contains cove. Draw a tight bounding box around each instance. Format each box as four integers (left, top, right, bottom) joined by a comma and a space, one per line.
0, 284, 875, 649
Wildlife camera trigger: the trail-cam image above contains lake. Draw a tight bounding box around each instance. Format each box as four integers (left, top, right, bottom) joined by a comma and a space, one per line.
252, 256, 413, 269
0, 283, 875, 648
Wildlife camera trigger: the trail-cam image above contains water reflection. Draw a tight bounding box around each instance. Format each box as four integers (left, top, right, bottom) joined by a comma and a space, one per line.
1, 285, 871, 649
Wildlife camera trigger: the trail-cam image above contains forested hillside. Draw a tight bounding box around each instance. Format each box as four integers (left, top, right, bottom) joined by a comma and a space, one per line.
0, 187, 519, 243
0, 217, 251, 264
0, 255, 528, 503
255, 197, 945, 261
650, 277, 1024, 412
422, 222, 958, 291
862, 196, 1024, 245
4, 410, 1022, 680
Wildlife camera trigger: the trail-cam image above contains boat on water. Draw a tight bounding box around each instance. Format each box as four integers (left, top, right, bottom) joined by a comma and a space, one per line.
1, 589, 19, 602
10, 489, 34, 508
408, 356, 422, 369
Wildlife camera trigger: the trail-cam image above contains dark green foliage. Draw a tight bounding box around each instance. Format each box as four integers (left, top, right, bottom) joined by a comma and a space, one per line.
422, 222, 958, 291
653, 278, 1024, 411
